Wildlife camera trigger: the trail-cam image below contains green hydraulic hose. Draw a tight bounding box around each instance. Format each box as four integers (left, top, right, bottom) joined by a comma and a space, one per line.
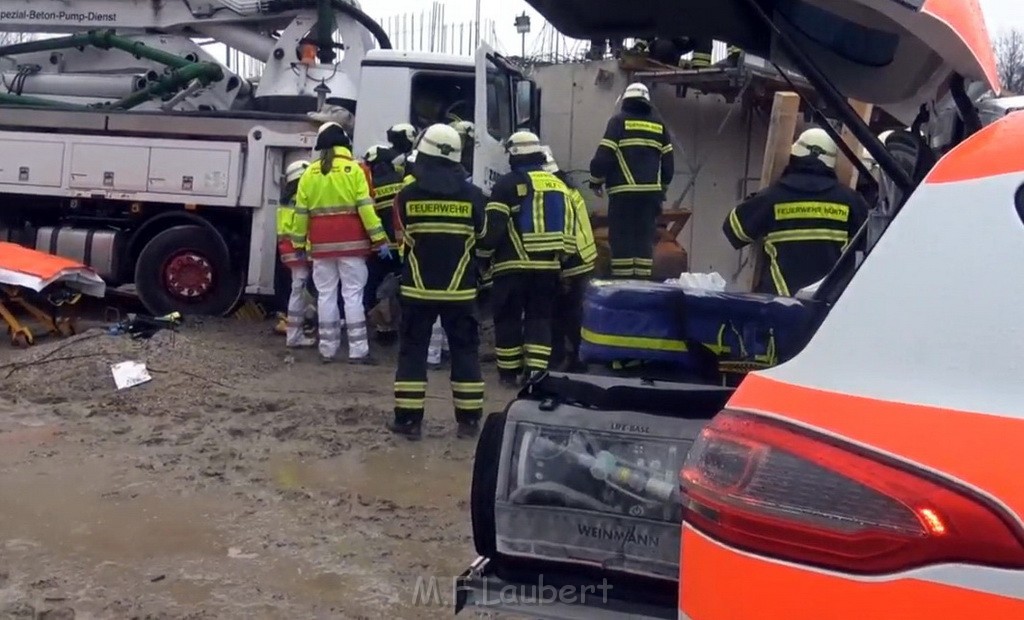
0, 92, 90, 110
108, 62, 224, 110
0, 30, 194, 70
0, 29, 225, 110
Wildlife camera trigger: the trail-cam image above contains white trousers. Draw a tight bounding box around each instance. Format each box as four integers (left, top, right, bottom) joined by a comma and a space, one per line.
312, 256, 370, 359
427, 317, 450, 365
285, 263, 311, 347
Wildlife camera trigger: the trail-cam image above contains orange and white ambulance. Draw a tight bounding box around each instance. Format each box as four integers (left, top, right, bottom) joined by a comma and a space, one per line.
678, 1, 1024, 618
456, 1, 1023, 619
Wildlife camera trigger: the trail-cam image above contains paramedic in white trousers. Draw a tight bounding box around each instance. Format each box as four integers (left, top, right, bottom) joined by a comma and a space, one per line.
294, 122, 391, 363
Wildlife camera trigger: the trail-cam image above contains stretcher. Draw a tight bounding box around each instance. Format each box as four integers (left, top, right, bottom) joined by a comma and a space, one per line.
579, 280, 817, 382
0, 242, 106, 346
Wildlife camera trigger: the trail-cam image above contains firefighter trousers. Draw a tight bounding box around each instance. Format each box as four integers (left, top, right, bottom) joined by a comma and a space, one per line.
312, 257, 369, 360
393, 301, 484, 425
364, 254, 401, 322
608, 194, 662, 279
285, 263, 312, 347
551, 273, 590, 369
491, 271, 560, 378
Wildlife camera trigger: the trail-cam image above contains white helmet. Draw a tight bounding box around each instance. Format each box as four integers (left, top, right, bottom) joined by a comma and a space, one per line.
285, 160, 310, 183
317, 121, 342, 137
505, 130, 544, 157
364, 144, 391, 163
862, 130, 897, 163
450, 120, 475, 139
791, 127, 838, 169
541, 146, 559, 173
621, 82, 651, 103
387, 122, 417, 144
416, 123, 462, 163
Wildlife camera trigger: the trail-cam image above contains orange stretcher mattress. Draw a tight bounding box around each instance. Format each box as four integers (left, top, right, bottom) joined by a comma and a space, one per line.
0, 242, 106, 298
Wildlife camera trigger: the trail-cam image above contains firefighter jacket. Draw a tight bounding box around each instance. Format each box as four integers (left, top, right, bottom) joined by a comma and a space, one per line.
723, 157, 870, 296
276, 189, 307, 268
293, 146, 387, 259
589, 107, 675, 196
392, 156, 488, 303
367, 151, 405, 250
556, 173, 597, 279
481, 160, 576, 277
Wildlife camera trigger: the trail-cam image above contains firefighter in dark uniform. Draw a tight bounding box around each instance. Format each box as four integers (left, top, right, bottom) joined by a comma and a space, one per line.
483, 131, 575, 387
544, 149, 597, 372
387, 123, 417, 176
688, 36, 714, 68
362, 143, 405, 344
388, 124, 488, 441
589, 82, 674, 279
723, 127, 870, 296
450, 120, 476, 180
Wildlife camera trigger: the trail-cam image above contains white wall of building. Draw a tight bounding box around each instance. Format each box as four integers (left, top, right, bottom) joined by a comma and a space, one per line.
532, 60, 772, 289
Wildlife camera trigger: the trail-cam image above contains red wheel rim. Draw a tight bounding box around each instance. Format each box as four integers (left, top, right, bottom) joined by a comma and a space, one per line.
161, 251, 215, 301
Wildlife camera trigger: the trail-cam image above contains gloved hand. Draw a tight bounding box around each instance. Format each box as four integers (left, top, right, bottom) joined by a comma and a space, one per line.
295, 249, 308, 263
377, 244, 393, 260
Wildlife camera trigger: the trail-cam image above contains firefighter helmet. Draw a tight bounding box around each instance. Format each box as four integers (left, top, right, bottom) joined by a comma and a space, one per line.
417, 123, 462, 163
621, 82, 651, 103
451, 120, 475, 140
791, 127, 838, 169
541, 146, 559, 173
285, 160, 310, 183
387, 123, 417, 146
317, 121, 342, 136
364, 144, 391, 163
504, 131, 544, 156
315, 122, 350, 151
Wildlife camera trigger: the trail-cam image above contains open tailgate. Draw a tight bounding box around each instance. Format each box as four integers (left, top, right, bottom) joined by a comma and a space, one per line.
524, 0, 998, 123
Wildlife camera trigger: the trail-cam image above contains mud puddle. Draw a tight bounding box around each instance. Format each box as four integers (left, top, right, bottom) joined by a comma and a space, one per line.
267, 446, 470, 508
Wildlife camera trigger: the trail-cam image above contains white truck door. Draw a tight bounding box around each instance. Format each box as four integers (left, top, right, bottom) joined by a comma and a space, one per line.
474, 43, 516, 195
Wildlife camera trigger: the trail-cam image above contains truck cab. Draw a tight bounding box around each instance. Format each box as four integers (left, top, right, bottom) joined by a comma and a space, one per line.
353, 45, 540, 193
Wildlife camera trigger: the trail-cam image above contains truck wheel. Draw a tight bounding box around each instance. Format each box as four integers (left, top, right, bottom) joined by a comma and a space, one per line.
134, 225, 243, 317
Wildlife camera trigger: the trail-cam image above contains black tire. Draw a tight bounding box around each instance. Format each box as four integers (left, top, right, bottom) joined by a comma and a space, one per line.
470, 409, 508, 557
134, 224, 243, 317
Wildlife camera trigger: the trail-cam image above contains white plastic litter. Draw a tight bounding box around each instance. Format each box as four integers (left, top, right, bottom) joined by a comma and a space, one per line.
668, 272, 728, 292
111, 361, 153, 390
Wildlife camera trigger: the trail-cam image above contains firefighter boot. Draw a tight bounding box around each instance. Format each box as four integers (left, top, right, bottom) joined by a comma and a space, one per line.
387, 413, 423, 441
456, 420, 480, 440
455, 411, 481, 440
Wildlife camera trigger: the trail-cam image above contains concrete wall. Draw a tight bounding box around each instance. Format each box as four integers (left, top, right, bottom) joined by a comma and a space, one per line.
532, 60, 773, 289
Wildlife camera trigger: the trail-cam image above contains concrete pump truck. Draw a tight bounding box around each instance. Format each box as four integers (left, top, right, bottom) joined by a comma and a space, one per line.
0, 0, 539, 315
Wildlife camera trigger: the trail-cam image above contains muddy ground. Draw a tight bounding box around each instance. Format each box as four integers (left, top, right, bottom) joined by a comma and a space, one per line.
0, 309, 519, 619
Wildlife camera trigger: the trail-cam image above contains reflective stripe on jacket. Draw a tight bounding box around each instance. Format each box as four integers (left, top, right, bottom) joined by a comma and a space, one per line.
393, 176, 487, 303
276, 196, 307, 267
722, 159, 870, 296
368, 156, 405, 251
293, 147, 386, 259
589, 111, 675, 196
482, 168, 576, 277
561, 186, 597, 279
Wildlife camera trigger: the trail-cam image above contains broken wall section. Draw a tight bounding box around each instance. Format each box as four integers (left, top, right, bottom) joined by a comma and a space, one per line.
532, 59, 788, 289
